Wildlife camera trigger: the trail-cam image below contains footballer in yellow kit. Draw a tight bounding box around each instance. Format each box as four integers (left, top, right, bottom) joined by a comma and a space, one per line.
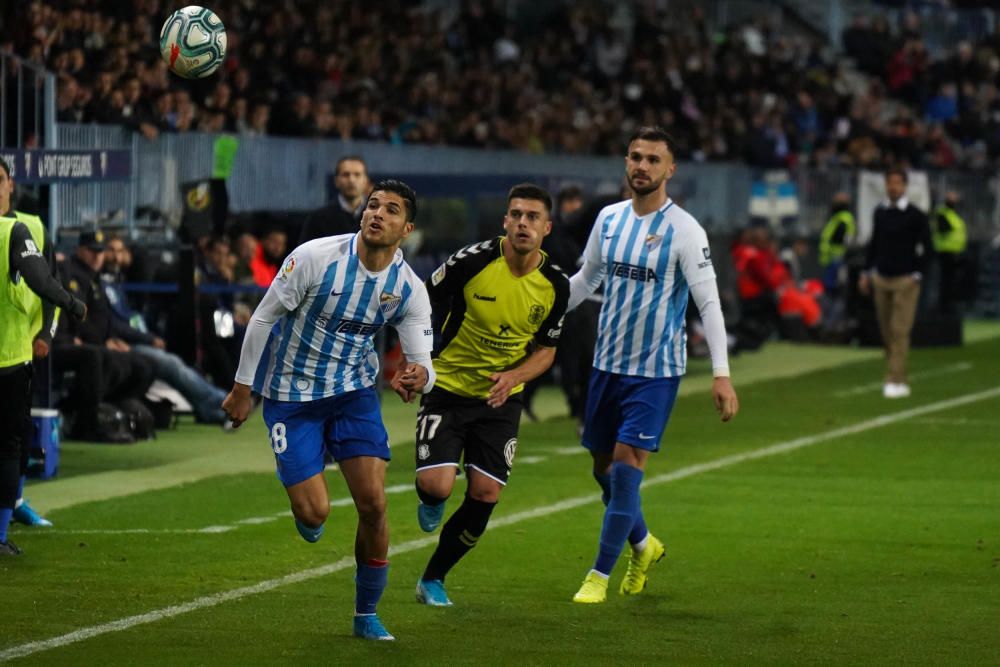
397, 183, 568, 607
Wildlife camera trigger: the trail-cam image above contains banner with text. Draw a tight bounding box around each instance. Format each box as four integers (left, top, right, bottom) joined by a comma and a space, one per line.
0, 149, 132, 183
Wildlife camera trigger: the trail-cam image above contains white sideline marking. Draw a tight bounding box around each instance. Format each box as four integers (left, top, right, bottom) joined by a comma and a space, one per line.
4, 386, 1000, 662
551, 446, 587, 456
910, 417, 998, 426
832, 362, 973, 397
47, 453, 567, 537
50, 484, 417, 536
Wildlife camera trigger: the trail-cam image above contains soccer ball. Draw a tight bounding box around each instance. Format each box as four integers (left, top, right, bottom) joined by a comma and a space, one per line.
159, 6, 227, 79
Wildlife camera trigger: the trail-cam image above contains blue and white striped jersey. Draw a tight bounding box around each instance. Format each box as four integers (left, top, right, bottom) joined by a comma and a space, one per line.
240, 233, 433, 402
574, 198, 716, 378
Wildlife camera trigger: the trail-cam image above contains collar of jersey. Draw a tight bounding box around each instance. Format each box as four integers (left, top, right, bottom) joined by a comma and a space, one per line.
351, 232, 403, 276
497, 236, 545, 276
628, 197, 673, 219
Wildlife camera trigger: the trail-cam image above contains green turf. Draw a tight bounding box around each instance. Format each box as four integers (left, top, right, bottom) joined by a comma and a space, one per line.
2, 335, 999, 665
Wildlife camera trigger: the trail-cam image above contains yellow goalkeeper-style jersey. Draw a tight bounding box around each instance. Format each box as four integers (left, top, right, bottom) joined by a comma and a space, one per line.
426, 237, 569, 399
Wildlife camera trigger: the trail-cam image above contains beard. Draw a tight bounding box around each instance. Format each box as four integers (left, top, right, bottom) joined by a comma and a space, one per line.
628, 174, 662, 196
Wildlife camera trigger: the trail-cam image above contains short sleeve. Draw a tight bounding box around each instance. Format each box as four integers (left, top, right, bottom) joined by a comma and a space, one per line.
677, 224, 716, 286
534, 269, 569, 347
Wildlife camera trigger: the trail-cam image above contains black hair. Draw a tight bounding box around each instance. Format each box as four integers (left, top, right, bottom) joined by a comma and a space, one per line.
885, 166, 908, 184
0, 156, 10, 178
507, 183, 552, 214
206, 234, 230, 251
370, 179, 417, 222
557, 183, 583, 207
335, 155, 367, 177
628, 125, 677, 157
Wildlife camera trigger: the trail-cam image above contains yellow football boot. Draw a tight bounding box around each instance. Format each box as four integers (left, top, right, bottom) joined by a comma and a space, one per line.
572, 571, 609, 604
620, 534, 666, 595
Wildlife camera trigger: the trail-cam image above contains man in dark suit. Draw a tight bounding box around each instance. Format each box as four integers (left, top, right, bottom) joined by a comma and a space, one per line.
298, 156, 371, 244
858, 168, 933, 399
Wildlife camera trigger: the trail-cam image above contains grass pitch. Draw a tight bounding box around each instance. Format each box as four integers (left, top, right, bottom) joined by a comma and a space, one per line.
2, 329, 999, 665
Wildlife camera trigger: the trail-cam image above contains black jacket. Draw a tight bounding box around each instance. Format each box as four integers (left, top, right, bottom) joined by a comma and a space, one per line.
298, 198, 362, 245
61, 255, 146, 345
866, 200, 933, 278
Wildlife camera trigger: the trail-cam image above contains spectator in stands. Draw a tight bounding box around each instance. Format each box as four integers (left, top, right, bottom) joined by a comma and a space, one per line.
232, 232, 258, 285
298, 156, 370, 244
54, 232, 155, 440
248, 225, 287, 288
102, 236, 229, 425
243, 103, 271, 136
9, 1, 1000, 171
55, 76, 85, 123
926, 83, 959, 124
271, 92, 313, 137
732, 226, 781, 349
198, 236, 248, 391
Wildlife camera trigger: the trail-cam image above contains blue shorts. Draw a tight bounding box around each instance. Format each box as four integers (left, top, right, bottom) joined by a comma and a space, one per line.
582, 368, 681, 454
262, 386, 389, 487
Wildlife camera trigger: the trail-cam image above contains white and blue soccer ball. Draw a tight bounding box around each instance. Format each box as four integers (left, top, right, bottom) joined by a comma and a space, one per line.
159, 6, 227, 79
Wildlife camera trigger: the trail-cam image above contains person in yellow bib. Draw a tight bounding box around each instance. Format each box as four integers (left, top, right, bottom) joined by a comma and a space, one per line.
818, 191, 856, 294
0, 161, 63, 528
0, 159, 87, 556
403, 183, 569, 607
931, 191, 967, 313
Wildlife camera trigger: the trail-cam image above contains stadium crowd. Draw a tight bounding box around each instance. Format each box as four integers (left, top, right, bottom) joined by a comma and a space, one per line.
3, 1, 1000, 168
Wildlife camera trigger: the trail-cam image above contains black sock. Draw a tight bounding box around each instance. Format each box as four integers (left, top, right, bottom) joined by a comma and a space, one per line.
422, 495, 496, 581
415, 480, 447, 507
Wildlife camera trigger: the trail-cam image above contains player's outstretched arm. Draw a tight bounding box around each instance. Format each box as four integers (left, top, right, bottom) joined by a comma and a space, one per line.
224, 280, 294, 427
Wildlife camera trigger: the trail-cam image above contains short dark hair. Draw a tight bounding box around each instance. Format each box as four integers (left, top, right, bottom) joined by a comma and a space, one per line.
335, 155, 367, 177
0, 157, 10, 178
507, 183, 552, 214
628, 125, 677, 156
885, 166, 908, 184
371, 179, 418, 222
206, 234, 229, 252
557, 184, 584, 207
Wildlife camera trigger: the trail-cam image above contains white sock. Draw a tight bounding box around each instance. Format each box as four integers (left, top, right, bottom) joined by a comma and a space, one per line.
631, 535, 649, 554
14, 498, 23, 509
588, 569, 609, 581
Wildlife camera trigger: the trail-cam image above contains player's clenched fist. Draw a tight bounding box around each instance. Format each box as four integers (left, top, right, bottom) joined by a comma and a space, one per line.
712, 377, 739, 422
391, 363, 428, 403
222, 383, 253, 428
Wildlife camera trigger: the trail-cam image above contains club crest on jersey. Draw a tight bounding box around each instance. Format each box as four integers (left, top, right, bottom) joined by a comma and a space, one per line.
645, 233, 663, 250
528, 304, 545, 326
279, 256, 296, 281
379, 291, 401, 314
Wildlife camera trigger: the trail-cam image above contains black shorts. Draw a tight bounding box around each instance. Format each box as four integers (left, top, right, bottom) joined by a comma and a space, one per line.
414, 386, 523, 485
